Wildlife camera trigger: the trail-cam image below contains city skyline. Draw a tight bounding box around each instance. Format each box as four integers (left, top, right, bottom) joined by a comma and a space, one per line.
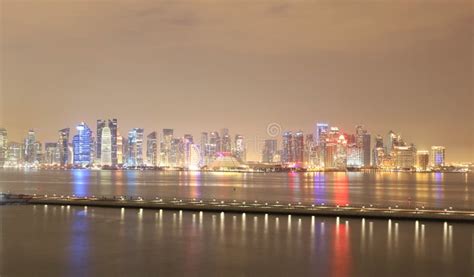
0, 121, 462, 171
1, 1, 472, 162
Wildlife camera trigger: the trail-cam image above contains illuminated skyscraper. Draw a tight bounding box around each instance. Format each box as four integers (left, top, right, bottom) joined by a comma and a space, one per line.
430, 146, 445, 168
0, 128, 7, 167
73, 122, 92, 167
24, 129, 36, 164
117, 134, 123, 165
97, 119, 118, 166
282, 131, 294, 164
262, 139, 277, 163
127, 128, 144, 167
221, 128, 231, 153
356, 125, 371, 167
372, 135, 385, 167
183, 134, 193, 168
44, 142, 59, 165
294, 131, 304, 165
101, 127, 112, 166
5, 142, 22, 167
394, 145, 416, 169
188, 144, 202, 170
146, 131, 158, 166
416, 150, 430, 171
233, 135, 246, 162
314, 123, 329, 146
58, 128, 70, 166
160, 129, 173, 166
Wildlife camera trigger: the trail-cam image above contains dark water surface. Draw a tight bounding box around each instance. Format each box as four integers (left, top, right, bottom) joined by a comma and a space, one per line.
1, 205, 472, 276
0, 169, 472, 209
1, 170, 473, 276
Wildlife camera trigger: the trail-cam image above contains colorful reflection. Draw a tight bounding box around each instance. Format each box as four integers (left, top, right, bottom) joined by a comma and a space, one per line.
71, 169, 90, 196
333, 173, 349, 206
332, 219, 350, 277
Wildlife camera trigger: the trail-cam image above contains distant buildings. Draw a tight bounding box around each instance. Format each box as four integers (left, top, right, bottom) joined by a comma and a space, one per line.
0, 121, 457, 172
416, 151, 430, 171
127, 128, 144, 167
73, 122, 92, 167
262, 139, 277, 163
0, 128, 7, 167
58, 128, 70, 166
431, 146, 446, 168
146, 132, 158, 166
101, 127, 112, 166
233, 135, 246, 162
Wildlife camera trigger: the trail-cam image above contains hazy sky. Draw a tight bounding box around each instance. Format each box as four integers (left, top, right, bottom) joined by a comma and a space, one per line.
1, 0, 473, 161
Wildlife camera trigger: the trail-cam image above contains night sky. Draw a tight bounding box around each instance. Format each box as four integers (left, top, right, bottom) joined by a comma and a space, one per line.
1, 0, 473, 162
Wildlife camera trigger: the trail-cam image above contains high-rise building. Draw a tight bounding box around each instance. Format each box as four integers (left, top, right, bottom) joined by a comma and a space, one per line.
160, 129, 173, 166
372, 135, 385, 167
416, 150, 430, 171
0, 128, 7, 167
188, 144, 202, 170
146, 132, 158, 166
24, 129, 37, 164
97, 119, 118, 166
58, 128, 70, 166
356, 125, 371, 167
314, 123, 329, 146
101, 127, 112, 166
183, 134, 193, 168
73, 122, 92, 167
221, 128, 231, 153
282, 131, 294, 164
294, 131, 304, 165
117, 134, 123, 165
200, 132, 209, 165
5, 142, 22, 167
430, 146, 445, 168
262, 139, 277, 163
44, 142, 59, 165
233, 135, 246, 162
335, 134, 348, 169
127, 128, 144, 167
394, 145, 416, 169
346, 144, 362, 167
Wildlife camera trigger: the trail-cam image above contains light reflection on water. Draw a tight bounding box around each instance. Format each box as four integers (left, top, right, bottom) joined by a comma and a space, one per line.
0, 170, 472, 209
0, 206, 462, 276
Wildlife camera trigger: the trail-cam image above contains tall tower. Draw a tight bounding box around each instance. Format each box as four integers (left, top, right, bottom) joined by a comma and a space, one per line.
430, 146, 445, 168
73, 122, 92, 167
233, 134, 246, 162
58, 128, 70, 166
101, 127, 112, 166
0, 128, 7, 167
147, 131, 158, 166
24, 129, 36, 164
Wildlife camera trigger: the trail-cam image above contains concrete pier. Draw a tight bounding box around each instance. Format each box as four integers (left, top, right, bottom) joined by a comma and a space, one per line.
3, 194, 472, 222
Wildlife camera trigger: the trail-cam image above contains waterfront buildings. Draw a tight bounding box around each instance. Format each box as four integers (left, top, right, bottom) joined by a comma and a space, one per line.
0, 128, 7, 167
146, 132, 158, 166
394, 145, 416, 169
160, 129, 173, 167
431, 146, 446, 168
73, 123, 92, 167
0, 121, 458, 172
24, 130, 37, 164
101, 127, 112, 166
127, 128, 144, 167
262, 139, 277, 163
416, 150, 430, 171
58, 128, 70, 166
233, 135, 246, 162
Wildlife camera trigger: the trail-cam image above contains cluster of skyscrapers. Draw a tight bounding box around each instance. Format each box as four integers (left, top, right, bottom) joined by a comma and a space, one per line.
0, 121, 448, 171
261, 123, 447, 171
0, 121, 247, 170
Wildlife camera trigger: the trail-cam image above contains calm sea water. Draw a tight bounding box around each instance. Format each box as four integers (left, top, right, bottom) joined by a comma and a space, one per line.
0, 169, 472, 209
1, 205, 472, 276
1, 169, 472, 276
